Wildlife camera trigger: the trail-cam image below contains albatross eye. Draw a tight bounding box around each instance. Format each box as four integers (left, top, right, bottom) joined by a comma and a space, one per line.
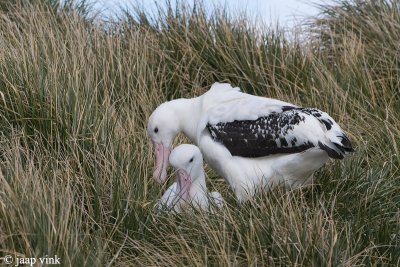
154, 127, 158, 133
189, 157, 194, 163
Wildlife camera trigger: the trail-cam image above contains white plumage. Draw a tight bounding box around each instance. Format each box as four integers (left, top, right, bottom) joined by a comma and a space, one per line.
157, 144, 224, 212
148, 83, 353, 203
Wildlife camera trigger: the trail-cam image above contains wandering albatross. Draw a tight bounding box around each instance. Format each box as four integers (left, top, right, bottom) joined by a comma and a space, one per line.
148, 83, 353, 203
157, 144, 223, 212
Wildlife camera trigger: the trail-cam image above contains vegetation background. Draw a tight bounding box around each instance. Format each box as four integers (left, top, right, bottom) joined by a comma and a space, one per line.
0, 0, 399, 266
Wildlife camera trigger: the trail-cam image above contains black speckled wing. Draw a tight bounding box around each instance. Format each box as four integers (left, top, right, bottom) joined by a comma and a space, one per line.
206, 109, 318, 157
300, 108, 334, 130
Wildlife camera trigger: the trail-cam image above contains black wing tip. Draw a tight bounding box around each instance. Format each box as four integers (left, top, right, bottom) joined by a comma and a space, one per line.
339, 135, 354, 152
318, 134, 355, 160
318, 141, 344, 160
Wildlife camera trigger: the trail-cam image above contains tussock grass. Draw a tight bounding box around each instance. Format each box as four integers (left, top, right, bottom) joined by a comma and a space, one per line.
0, 0, 399, 266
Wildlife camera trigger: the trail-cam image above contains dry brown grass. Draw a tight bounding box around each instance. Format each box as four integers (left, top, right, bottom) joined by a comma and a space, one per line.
0, 1, 398, 266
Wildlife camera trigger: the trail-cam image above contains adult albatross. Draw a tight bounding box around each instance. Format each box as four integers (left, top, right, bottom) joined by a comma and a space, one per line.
148, 83, 353, 202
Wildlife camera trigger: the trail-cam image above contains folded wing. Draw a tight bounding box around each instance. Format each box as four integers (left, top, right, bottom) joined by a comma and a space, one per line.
207, 107, 353, 159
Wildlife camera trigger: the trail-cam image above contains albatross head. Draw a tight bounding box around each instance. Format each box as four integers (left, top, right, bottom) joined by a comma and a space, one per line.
169, 144, 204, 205
147, 101, 181, 183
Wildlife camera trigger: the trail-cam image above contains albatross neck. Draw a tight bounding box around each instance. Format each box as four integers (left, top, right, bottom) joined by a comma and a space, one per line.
170, 97, 201, 143
189, 170, 208, 201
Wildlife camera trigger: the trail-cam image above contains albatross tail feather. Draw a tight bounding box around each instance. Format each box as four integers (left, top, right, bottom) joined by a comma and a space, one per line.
320, 124, 354, 160
296, 107, 353, 160
336, 134, 354, 152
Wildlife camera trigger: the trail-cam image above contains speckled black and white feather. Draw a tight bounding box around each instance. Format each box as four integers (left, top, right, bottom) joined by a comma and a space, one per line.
207, 107, 353, 159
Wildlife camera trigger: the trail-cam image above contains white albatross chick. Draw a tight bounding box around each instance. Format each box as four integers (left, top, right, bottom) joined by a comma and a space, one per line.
157, 144, 223, 213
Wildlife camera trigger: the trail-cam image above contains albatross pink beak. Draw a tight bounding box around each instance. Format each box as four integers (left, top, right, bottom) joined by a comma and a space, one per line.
152, 141, 171, 183
177, 169, 191, 205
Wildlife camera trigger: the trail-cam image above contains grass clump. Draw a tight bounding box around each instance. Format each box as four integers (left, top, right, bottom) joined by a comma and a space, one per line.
0, 0, 399, 266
